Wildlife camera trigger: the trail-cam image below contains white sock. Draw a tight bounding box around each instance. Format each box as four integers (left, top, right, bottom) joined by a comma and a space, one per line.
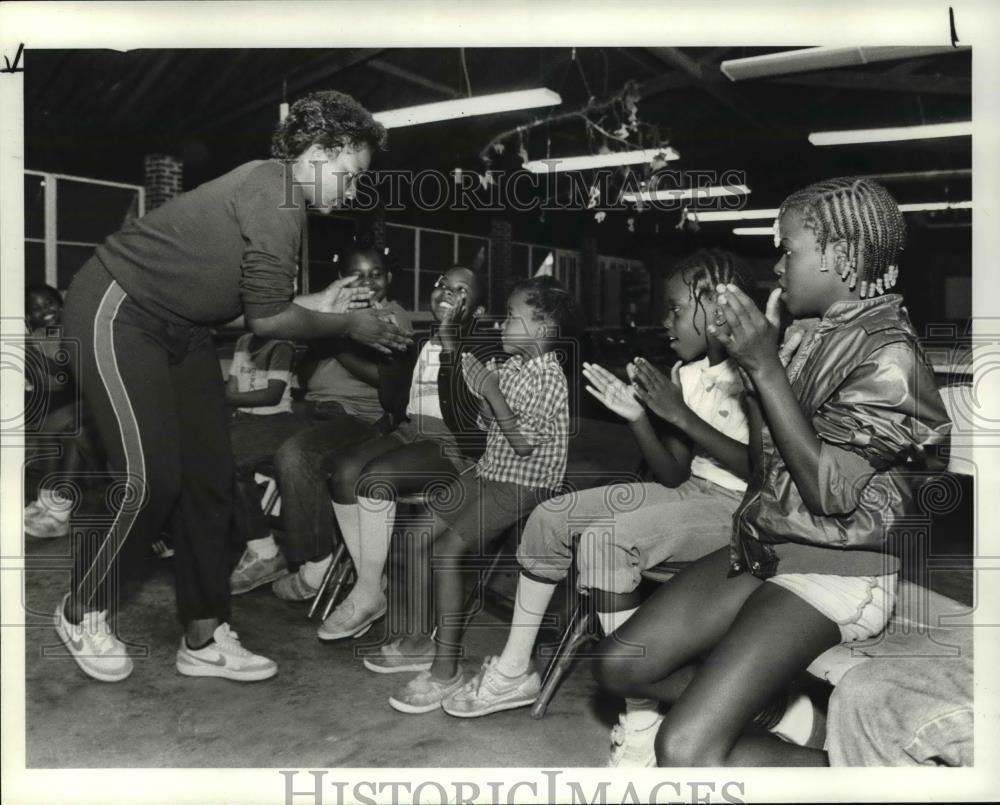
497, 574, 557, 677
300, 554, 333, 588
596, 606, 639, 636
332, 502, 361, 564
354, 495, 395, 602
38, 487, 73, 520
247, 535, 278, 559
623, 699, 661, 730
771, 693, 815, 745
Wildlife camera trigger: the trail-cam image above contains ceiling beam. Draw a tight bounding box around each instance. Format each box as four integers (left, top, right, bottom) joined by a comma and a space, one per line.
768, 71, 969, 96
646, 46, 766, 129
202, 48, 386, 130
367, 58, 464, 100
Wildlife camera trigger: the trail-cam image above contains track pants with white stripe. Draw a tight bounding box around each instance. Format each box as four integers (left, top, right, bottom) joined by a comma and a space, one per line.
63, 257, 233, 625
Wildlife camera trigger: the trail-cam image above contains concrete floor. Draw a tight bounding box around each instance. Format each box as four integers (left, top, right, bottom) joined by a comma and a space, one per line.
24, 534, 617, 769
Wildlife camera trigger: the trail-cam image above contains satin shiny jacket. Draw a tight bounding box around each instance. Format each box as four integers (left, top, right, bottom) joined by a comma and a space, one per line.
731, 295, 952, 579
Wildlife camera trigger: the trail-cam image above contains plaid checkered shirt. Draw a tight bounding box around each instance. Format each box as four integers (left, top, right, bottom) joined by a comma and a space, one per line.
471, 351, 569, 490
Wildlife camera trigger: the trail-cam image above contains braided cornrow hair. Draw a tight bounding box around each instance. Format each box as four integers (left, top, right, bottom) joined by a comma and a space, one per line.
778, 177, 906, 298
671, 248, 751, 335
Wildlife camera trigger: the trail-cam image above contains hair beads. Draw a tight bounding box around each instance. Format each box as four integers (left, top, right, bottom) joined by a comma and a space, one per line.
779, 177, 906, 298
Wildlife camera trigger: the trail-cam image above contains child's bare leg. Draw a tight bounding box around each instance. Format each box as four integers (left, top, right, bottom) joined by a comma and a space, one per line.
652, 583, 840, 767
429, 525, 475, 680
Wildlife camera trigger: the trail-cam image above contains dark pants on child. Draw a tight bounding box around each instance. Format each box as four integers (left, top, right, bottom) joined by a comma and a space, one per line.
62, 257, 234, 625
271, 405, 381, 564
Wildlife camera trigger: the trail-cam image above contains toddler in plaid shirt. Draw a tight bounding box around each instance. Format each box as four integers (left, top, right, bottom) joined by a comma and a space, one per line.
388, 276, 578, 714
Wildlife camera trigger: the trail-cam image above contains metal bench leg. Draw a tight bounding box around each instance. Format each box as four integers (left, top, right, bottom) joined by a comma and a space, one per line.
530, 601, 595, 719
308, 542, 346, 619
321, 563, 355, 622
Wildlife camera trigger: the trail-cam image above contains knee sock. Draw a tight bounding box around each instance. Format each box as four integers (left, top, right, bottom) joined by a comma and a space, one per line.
247, 535, 278, 559
497, 574, 557, 677
332, 502, 361, 564
354, 495, 396, 601
596, 607, 659, 729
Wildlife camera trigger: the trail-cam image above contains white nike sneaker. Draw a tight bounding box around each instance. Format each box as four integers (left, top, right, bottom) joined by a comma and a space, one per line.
175, 623, 277, 682
54, 593, 133, 682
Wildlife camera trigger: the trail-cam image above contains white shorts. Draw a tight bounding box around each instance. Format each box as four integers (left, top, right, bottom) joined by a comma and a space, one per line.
767, 572, 898, 643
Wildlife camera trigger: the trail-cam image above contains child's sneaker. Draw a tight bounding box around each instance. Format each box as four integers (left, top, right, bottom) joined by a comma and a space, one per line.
442, 656, 540, 718
25, 501, 70, 539
608, 712, 664, 767
272, 569, 319, 602
388, 668, 465, 714
363, 637, 435, 674
175, 623, 277, 682
317, 593, 387, 641
53, 594, 133, 682
230, 547, 287, 595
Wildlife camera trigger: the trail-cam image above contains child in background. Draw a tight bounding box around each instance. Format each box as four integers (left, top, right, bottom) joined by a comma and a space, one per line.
23, 284, 102, 539
314, 266, 492, 635
594, 177, 951, 766
387, 276, 577, 714
230, 245, 412, 595
443, 251, 753, 769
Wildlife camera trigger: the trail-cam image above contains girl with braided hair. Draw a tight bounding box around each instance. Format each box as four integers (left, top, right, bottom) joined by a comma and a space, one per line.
594, 177, 951, 766
440, 250, 755, 764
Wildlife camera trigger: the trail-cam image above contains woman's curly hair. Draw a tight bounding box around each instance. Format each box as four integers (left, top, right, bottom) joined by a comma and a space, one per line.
271, 90, 387, 160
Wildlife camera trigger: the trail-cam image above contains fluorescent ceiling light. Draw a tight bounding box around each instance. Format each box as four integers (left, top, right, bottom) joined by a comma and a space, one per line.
623, 184, 750, 203
686, 208, 777, 222
733, 227, 774, 236
699, 201, 970, 227
720, 46, 966, 81
522, 147, 679, 173
898, 201, 971, 212
373, 88, 561, 129
809, 121, 972, 146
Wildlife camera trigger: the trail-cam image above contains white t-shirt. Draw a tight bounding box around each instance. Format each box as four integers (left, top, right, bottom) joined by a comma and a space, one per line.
229, 333, 294, 415
406, 341, 444, 421
676, 357, 749, 492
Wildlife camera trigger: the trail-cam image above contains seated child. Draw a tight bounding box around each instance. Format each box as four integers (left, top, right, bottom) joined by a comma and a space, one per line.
229, 244, 411, 594
593, 176, 951, 767
23, 284, 101, 538
308, 265, 493, 626
385, 276, 578, 714
440, 250, 753, 764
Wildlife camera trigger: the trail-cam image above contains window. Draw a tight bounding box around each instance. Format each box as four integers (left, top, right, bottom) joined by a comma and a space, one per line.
24, 171, 145, 291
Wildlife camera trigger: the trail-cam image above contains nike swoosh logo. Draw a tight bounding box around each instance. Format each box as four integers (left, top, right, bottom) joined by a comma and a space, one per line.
187, 652, 227, 667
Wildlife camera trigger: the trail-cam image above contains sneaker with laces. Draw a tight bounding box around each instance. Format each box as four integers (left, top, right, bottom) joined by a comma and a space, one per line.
25, 502, 70, 539
608, 712, 663, 767
388, 668, 465, 714
363, 637, 436, 674
175, 623, 277, 681
272, 569, 319, 602
53, 594, 133, 682
317, 593, 387, 641
230, 547, 287, 595
442, 656, 541, 717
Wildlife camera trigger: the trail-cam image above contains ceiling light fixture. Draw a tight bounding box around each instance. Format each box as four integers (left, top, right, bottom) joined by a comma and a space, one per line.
373, 88, 562, 129
686, 208, 778, 222
522, 147, 680, 173
720, 46, 967, 81
732, 227, 775, 236
808, 121, 972, 146
623, 184, 750, 204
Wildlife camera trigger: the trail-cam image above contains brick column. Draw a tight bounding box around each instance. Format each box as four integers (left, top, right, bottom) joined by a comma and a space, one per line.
143, 154, 183, 212
488, 218, 512, 315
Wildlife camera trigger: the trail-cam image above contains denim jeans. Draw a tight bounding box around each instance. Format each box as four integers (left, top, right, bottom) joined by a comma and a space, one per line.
271, 408, 380, 564
826, 625, 973, 766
